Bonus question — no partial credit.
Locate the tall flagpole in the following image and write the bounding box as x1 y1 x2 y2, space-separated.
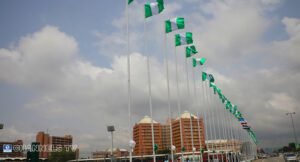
201 80 208 161
174 46 184 162
192 68 203 162
163 32 174 162
144 18 156 162
184 57 195 162
206 81 217 161
126 1 134 162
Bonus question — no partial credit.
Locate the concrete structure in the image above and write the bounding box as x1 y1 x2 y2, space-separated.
92 148 129 158
133 111 206 156
0 140 24 158
205 139 242 152
133 116 163 156
36 131 73 158
171 111 206 153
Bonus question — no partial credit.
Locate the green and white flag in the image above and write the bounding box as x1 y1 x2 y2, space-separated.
192 57 206 67
145 0 164 18
175 32 193 46
202 72 207 81
165 17 184 33
128 0 134 4
186 45 198 58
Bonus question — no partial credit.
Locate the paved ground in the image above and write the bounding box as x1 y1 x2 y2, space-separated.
253 156 285 162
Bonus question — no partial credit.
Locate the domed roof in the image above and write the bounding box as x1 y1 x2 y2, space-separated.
177 111 198 119
138 115 158 124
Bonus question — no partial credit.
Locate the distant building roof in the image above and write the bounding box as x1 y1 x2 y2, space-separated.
176 111 198 120
138 116 158 124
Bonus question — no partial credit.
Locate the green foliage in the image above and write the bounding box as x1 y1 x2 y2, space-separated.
48 147 76 162
153 144 158 153
181 147 186 152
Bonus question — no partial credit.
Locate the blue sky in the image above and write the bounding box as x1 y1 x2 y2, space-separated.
1 0 300 157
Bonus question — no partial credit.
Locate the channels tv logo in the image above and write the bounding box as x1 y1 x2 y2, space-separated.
3 144 12 153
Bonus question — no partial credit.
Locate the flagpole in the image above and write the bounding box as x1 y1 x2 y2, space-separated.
144 17 156 162
206 81 217 161
192 68 203 162
212 89 223 160
208 84 217 161
174 45 184 162
201 80 208 161
220 99 230 160
163 32 174 162
126 1 134 162
184 57 195 162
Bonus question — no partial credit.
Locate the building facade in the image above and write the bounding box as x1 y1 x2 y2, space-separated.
0 140 24 158
133 111 206 156
133 116 162 156
206 139 242 152
172 111 206 153
92 148 129 159
36 131 74 158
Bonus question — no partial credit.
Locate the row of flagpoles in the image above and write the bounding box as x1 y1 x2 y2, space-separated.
126 0 257 162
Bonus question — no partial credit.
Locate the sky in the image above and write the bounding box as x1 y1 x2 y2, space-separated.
0 0 300 158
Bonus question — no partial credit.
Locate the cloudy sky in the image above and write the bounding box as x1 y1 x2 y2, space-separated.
1 0 300 157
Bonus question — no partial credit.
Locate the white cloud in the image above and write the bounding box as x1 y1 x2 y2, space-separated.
265 93 298 112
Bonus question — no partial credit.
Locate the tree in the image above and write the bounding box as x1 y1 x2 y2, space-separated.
48 148 76 162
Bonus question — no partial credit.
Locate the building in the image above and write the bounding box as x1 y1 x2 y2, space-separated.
161 123 171 150
205 139 242 152
92 148 129 158
133 111 206 156
171 111 206 153
133 116 163 156
0 140 24 158
36 131 74 158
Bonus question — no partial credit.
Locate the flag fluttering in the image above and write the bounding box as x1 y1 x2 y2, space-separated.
128 0 134 4
175 32 193 46
192 58 206 67
186 45 198 58
145 0 164 18
165 17 184 33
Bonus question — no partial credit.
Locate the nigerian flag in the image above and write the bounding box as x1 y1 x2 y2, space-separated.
186 45 198 58
165 17 184 33
175 32 193 46
145 0 164 18
192 58 206 67
208 74 214 83
128 0 134 4
202 72 207 81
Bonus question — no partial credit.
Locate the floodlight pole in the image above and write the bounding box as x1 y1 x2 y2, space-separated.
107 126 115 162
286 112 298 145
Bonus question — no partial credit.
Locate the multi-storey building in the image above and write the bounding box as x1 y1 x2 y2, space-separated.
36 131 74 158
133 116 162 156
0 140 24 158
172 111 206 153
133 111 206 156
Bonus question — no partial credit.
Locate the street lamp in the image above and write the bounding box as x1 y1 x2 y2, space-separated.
286 112 298 145
107 125 115 162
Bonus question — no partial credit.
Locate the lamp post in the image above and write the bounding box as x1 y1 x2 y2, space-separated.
286 112 298 145
107 126 115 162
